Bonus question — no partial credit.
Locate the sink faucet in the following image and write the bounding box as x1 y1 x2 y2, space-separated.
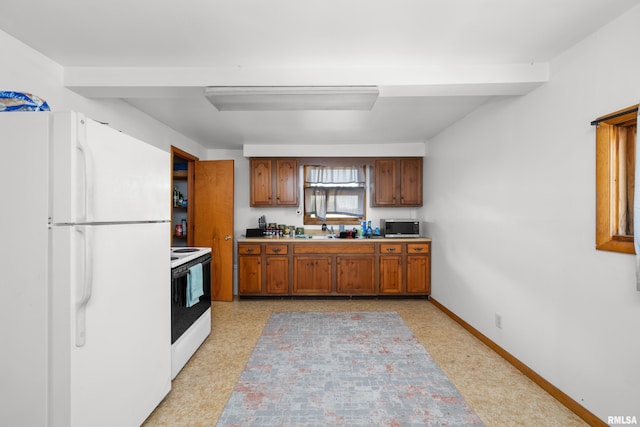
321 223 334 236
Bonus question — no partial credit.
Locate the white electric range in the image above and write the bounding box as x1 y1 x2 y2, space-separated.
170 247 212 379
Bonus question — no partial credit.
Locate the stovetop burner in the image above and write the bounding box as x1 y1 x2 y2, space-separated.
173 248 199 253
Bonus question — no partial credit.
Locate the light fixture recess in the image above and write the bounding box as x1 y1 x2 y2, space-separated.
204 86 379 111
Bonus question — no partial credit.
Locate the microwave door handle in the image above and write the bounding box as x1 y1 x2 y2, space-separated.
75 226 94 347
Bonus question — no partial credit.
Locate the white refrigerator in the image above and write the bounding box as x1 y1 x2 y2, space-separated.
0 112 172 427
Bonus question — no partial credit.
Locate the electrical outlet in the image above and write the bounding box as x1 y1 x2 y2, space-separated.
495 313 503 329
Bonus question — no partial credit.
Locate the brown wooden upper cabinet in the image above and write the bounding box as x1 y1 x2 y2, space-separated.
372 158 423 207
250 158 299 207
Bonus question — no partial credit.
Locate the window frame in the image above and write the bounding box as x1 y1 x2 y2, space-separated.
303 164 367 226
595 105 638 254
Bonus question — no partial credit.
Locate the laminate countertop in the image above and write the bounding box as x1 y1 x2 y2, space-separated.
238 236 432 243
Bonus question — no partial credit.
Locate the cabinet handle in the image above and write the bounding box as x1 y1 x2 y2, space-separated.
273 248 281 253
413 247 423 252
246 248 254 253
387 248 396 252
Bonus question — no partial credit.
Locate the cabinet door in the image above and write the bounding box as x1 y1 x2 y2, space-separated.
400 158 422 206
266 256 289 294
238 256 262 294
293 256 332 294
336 256 374 294
250 158 273 206
406 255 430 294
373 159 397 206
275 159 298 206
379 255 403 294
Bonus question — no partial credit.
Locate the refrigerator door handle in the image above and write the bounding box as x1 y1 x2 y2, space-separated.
75 226 93 347
75 117 94 223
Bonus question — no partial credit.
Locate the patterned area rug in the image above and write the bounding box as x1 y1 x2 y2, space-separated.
217 311 484 426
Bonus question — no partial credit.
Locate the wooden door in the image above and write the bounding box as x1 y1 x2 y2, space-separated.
400 158 423 206
250 158 273 206
406 255 430 294
238 256 262 294
275 159 298 206
336 256 374 294
293 256 332 294
373 159 397 206
194 160 235 301
266 257 289 294
379 255 403 294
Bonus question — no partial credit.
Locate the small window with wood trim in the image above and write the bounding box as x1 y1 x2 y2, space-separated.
303 165 366 225
594 105 638 253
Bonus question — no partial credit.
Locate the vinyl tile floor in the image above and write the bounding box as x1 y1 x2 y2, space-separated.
143 299 588 427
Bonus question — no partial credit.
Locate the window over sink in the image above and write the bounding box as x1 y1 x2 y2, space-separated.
303 165 366 225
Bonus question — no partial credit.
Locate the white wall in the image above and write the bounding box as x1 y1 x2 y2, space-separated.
0 30 205 158
424 5 640 420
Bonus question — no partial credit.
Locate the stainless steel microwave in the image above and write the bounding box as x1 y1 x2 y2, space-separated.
380 219 421 238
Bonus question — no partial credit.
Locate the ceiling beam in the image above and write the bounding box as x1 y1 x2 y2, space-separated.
64 63 549 98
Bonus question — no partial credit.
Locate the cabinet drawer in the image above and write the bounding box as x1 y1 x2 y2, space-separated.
380 243 403 254
407 243 429 254
265 244 288 255
238 244 261 255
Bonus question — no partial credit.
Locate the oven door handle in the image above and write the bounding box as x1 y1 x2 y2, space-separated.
75 225 93 347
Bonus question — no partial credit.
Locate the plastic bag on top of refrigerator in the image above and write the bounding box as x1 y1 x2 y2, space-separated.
0 91 50 112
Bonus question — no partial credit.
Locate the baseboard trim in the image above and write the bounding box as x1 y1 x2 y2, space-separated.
429 298 605 427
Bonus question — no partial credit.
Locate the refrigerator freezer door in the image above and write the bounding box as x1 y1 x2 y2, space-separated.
50 222 171 427
0 112 51 427
51 112 170 224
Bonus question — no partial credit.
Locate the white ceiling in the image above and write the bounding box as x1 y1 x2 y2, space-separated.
1 0 638 150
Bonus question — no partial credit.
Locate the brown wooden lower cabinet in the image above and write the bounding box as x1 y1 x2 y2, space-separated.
266 256 289 294
293 256 332 294
406 243 431 294
238 255 261 294
379 255 403 294
336 256 375 294
237 240 430 297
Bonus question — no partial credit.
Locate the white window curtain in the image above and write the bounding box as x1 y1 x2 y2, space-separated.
305 166 365 184
304 166 366 220
305 187 365 220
